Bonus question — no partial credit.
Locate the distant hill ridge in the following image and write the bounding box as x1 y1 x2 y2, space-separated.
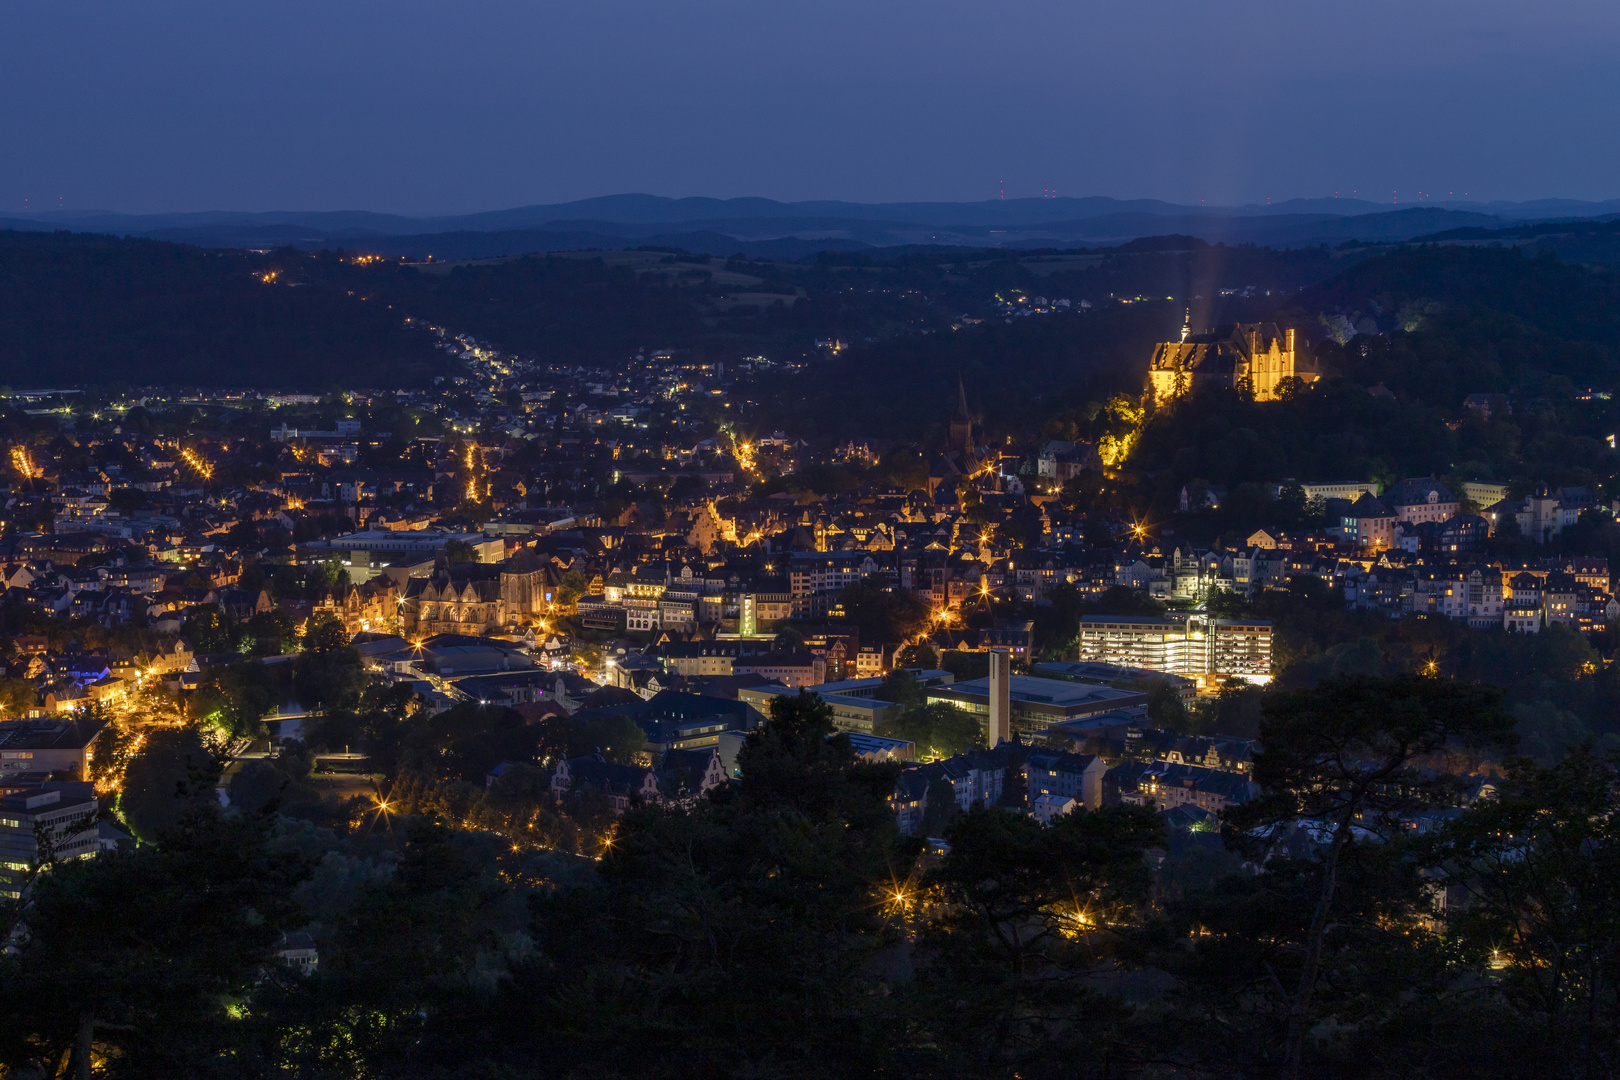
5 194 1620 257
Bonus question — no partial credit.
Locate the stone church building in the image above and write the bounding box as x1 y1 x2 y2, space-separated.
398 548 557 638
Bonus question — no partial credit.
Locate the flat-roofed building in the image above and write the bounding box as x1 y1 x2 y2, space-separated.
740 671 955 734
1208 620 1273 681
926 675 1146 741
1032 660 1197 704
0 714 108 780
733 650 825 688
0 782 101 898
298 529 504 584
1461 481 1511 508
844 732 916 762
1297 481 1380 503
1078 614 1272 686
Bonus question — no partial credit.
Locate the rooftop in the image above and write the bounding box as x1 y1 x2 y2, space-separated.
939 674 1144 710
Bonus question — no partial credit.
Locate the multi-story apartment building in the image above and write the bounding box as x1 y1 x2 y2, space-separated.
0 782 102 899
787 552 880 618
1077 614 1273 686
1412 568 1505 628
1386 477 1458 525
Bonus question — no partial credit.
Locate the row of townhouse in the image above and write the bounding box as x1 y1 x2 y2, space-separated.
1112 545 1329 604
546 746 730 813
888 737 1258 836
891 742 1024 835
1343 560 1617 633
1108 759 1260 814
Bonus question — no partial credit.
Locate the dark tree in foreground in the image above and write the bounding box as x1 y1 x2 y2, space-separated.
0 808 309 1079
1420 748 1620 1078
1225 675 1517 1080
920 803 1161 1072
118 725 228 843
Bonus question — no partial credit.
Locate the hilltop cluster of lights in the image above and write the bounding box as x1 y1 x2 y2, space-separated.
992 291 1083 318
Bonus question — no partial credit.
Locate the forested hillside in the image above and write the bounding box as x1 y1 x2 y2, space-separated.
1129 245 1620 520
0 229 1350 395
0 231 451 388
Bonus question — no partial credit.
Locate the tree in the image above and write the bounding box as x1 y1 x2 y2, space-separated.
837 582 930 644
877 444 929 491
919 775 961 839
1277 480 1308 523
733 691 900 825
396 702 544 784
555 569 589 611
875 701 985 759
498 685 907 1080
192 658 277 738
119 726 227 844
0 676 36 718
896 641 938 671
1226 675 1517 1080
878 669 924 709
919 804 1162 1070
180 607 236 653
107 487 146 516
0 808 310 1079
534 709 647 766
1143 676 1188 730
87 717 135 790
1422 748 1620 1075
293 612 366 711
442 538 478 565
244 608 298 655
226 750 317 815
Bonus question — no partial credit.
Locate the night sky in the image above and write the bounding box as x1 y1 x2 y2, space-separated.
3 0 1617 213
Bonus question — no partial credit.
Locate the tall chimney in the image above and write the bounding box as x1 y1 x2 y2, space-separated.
988 648 1011 746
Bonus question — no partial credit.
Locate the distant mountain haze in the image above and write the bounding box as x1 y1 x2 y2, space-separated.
6 196 1619 258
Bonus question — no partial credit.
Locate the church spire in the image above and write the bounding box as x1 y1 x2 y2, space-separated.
1181 308 1191 343
949 373 974 454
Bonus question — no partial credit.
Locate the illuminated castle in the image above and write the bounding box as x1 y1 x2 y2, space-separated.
1147 319 1313 403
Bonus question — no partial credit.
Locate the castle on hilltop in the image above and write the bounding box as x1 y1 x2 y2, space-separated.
1147 318 1315 404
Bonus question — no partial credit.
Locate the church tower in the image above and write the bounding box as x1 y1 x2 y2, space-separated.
949 374 974 453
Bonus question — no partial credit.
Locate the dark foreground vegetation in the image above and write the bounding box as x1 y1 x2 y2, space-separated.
5 682 1620 1080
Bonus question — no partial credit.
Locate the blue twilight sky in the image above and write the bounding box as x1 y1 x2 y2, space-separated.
2 0 1618 214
